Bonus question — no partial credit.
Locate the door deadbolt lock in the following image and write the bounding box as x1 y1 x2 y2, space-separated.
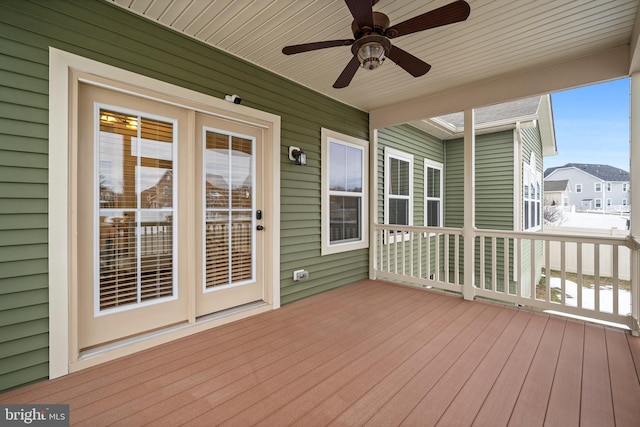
256 225 264 231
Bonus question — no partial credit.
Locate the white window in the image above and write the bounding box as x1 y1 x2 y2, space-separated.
576 183 582 193
606 198 612 206
595 182 602 192
384 148 413 227
606 182 612 192
424 159 443 227
623 198 628 206
321 128 369 255
595 198 602 209
623 183 628 192
523 154 541 231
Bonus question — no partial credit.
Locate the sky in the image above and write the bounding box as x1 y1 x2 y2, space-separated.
545 78 630 173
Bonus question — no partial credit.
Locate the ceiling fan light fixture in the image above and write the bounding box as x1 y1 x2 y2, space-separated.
352 35 391 71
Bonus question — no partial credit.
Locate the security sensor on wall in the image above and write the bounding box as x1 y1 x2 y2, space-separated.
225 94 242 104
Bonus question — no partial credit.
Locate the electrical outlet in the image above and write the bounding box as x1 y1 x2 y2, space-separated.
293 269 309 281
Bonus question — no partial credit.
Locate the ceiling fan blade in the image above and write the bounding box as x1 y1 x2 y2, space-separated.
386 0 470 39
387 46 431 77
333 56 361 89
344 0 374 30
282 39 354 55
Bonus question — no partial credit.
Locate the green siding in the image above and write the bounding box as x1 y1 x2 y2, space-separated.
445 131 515 230
0 0 369 391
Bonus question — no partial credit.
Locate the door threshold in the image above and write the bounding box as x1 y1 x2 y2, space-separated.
72 300 272 372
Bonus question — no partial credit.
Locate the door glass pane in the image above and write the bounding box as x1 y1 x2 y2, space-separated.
204 131 254 288
231 136 253 208
231 212 252 282
205 212 229 287
98 109 175 310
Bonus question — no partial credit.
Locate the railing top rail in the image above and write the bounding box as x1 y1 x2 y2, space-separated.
373 223 463 235
474 228 629 246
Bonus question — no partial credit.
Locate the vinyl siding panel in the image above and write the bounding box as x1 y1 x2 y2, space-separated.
0 0 368 390
444 140 465 228
476 131 515 230
445 131 514 230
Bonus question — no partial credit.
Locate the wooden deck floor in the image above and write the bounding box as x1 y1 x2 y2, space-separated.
2 280 640 426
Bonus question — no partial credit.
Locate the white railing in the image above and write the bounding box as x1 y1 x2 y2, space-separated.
373 224 639 332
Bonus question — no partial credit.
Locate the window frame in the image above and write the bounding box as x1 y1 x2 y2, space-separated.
424 159 443 228
595 198 602 209
523 154 542 231
595 182 602 192
384 147 414 232
321 128 369 256
575 183 582 193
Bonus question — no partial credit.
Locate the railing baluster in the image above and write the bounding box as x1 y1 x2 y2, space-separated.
491 237 497 292
418 231 422 279
426 231 431 281
386 229 390 273
435 233 440 282
516 238 522 296
545 240 550 302
613 244 619 315
480 235 485 290
530 238 536 300
505 238 510 295
454 234 460 286
444 234 450 284
577 242 582 309
594 243 600 313
561 241 566 306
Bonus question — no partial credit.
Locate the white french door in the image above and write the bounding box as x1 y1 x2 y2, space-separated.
195 113 264 316
77 83 265 350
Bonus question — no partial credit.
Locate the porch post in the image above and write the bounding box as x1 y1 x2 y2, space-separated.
630 73 640 335
370 127 378 280
463 109 476 300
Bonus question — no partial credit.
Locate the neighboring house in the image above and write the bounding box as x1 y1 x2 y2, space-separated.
544 163 630 212
377 95 556 292
543 179 571 206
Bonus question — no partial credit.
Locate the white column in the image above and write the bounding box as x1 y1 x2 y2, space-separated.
630 73 640 335
369 128 378 280
463 109 476 300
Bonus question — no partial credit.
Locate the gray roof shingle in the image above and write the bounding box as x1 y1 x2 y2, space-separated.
544 163 629 181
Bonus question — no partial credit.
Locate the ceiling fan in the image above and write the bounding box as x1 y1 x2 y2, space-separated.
282 0 471 88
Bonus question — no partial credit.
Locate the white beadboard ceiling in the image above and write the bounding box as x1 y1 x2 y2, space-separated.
109 0 639 114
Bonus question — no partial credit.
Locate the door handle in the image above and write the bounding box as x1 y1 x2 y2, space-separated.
256 225 264 231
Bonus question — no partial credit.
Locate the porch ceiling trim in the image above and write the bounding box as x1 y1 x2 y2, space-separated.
370 45 630 130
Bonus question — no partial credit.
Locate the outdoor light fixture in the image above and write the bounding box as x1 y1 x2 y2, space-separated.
352 34 391 70
288 146 307 166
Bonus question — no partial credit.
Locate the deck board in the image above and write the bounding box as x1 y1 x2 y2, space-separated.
471 312 548 427
1 280 639 427
545 319 585 427
580 323 615 427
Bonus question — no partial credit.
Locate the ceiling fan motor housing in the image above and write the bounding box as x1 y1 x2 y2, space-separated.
352 34 391 70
